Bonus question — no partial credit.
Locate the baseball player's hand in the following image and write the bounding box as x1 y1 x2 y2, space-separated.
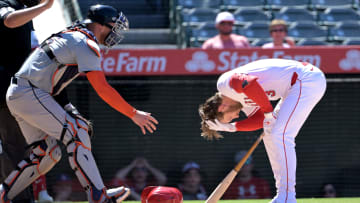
131 110 158 135
205 119 237 132
263 112 277 135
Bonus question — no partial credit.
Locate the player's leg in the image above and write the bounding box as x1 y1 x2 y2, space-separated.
0 105 35 203
6 85 129 203
63 115 130 203
264 73 326 203
0 117 61 203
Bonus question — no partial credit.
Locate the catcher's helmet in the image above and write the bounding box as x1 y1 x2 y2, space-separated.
84 4 129 47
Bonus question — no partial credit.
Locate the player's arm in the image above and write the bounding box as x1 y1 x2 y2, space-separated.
86 71 158 134
2 0 54 28
234 109 265 131
229 73 273 113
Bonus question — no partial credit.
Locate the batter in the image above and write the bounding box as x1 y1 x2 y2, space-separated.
199 58 326 203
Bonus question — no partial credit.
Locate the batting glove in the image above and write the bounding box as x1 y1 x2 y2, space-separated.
263 112 276 135
205 119 237 132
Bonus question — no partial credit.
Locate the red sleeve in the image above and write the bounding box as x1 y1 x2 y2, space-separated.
229 73 273 113
235 109 265 131
86 71 136 118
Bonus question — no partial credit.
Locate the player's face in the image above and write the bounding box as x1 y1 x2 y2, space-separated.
218 96 242 123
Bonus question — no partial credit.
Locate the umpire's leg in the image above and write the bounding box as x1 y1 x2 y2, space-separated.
0 103 34 203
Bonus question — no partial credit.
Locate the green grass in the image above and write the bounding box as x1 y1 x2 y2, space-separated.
57 198 360 203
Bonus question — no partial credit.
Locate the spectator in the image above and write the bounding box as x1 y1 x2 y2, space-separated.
178 161 207 200
51 173 86 202
0 1 54 203
262 19 295 48
112 157 167 200
202 11 250 49
321 183 337 198
32 175 53 203
222 151 271 199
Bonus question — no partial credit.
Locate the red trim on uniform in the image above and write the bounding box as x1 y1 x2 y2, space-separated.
291 72 298 86
86 39 100 58
235 109 265 131
51 68 60 95
9 163 29 186
49 146 58 163
282 79 302 203
230 74 273 113
247 106 260 117
67 121 77 137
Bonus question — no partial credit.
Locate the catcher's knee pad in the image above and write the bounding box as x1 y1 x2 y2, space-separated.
3 136 61 200
65 116 109 202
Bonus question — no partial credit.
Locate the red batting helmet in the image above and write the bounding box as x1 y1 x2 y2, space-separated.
141 186 183 203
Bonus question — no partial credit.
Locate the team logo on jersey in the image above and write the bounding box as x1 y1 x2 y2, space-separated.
339 50 360 71
185 51 215 72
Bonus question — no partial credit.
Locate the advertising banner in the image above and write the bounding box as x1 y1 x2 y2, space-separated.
101 46 360 75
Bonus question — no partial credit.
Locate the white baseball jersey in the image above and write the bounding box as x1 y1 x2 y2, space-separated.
15 27 102 96
216 58 327 203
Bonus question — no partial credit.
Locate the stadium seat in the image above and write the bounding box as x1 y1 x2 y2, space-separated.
189 22 219 47
342 38 360 45
233 8 271 26
179 8 218 26
177 8 218 48
221 0 266 12
310 0 357 11
251 38 273 47
328 21 360 42
238 22 270 40
296 38 329 46
266 0 310 10
287 21 328 41
176 0 222 9
273 7 316 23
317 7 360 26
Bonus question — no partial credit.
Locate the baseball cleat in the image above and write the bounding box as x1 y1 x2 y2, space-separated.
0 184 11 203
106 186 130 203
38 190 54 203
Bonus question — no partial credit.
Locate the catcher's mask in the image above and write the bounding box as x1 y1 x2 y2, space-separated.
84 4 129 48
20 0 41 7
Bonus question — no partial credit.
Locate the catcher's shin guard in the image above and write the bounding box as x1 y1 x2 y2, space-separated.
1 136 61 200
64 116 113 202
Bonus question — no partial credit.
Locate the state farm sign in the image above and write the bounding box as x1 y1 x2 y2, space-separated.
100 46 360 76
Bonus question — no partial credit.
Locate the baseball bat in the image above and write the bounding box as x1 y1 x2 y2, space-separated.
205 132 265 203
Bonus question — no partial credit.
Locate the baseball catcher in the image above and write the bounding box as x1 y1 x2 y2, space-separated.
0 4 158 203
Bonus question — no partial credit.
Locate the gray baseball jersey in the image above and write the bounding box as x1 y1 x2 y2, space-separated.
15 27 102 95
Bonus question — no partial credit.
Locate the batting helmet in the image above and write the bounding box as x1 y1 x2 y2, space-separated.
141 186 183 203
84 4 129 48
